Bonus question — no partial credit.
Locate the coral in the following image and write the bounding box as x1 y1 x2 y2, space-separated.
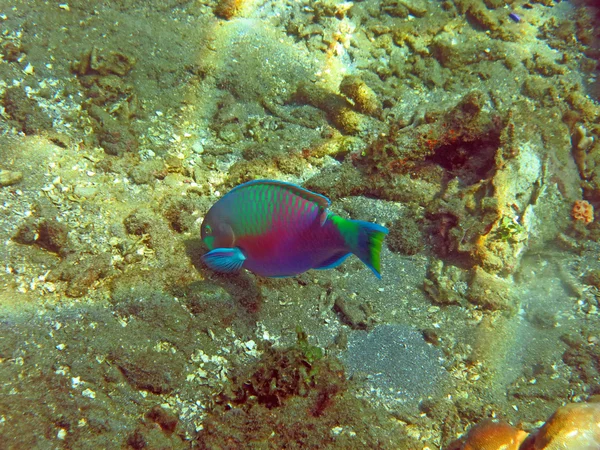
460 420 529 450
530 401 600 449
572 199 594 224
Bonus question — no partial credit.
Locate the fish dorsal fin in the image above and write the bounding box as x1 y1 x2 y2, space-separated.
228 179 331 210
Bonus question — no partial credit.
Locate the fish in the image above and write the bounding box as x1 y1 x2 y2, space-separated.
200 180 389 278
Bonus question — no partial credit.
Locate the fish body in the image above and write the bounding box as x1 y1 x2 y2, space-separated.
200 180 388 278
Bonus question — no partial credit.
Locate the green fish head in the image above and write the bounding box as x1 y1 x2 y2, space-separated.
201 218 235 250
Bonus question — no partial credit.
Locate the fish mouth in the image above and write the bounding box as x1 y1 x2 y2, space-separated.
204 236 215 250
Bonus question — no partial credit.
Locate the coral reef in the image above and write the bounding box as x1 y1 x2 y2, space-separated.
0 0 599 447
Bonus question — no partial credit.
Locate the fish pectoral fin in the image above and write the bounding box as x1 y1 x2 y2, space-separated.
314 252 351 270
202 247 246 273
319 210 329 226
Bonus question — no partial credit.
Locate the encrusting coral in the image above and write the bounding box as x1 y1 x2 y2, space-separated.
572 199 595 224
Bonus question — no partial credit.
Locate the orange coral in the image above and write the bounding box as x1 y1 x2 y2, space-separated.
460 420 529 450
572 200 594 224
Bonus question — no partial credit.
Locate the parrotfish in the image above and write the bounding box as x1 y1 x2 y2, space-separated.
200 180 388 278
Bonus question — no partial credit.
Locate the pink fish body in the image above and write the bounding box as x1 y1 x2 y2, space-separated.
201 180 388 278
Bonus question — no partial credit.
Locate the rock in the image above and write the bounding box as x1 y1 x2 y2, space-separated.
531 401 600 449
129 159 165 185
2 87 53 135
296 81 370 134
460 420 528 450
146 406 178 434
111 348 184 395
467 266 518 311
124 209 154 236
36 219 69 254
333 295 374 330
73 185 98 199
50 253 113 297
12 218 38 245
87 104 138 156
387 210 425 255
71 47 135 77
339 75 382 118
0 169 23 187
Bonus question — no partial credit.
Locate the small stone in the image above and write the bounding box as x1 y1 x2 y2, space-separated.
192 140 204 154
73 185 98 198
0 169 23 187
82 388 96 399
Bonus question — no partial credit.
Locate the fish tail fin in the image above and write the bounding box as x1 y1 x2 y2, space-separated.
333 216 388 278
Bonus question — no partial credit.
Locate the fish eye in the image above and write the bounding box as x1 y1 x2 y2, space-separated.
205 225 212 235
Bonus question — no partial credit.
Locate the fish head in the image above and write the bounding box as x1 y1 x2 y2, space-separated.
201 216 235 250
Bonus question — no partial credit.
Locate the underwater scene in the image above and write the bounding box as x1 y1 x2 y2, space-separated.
0 0 600 448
